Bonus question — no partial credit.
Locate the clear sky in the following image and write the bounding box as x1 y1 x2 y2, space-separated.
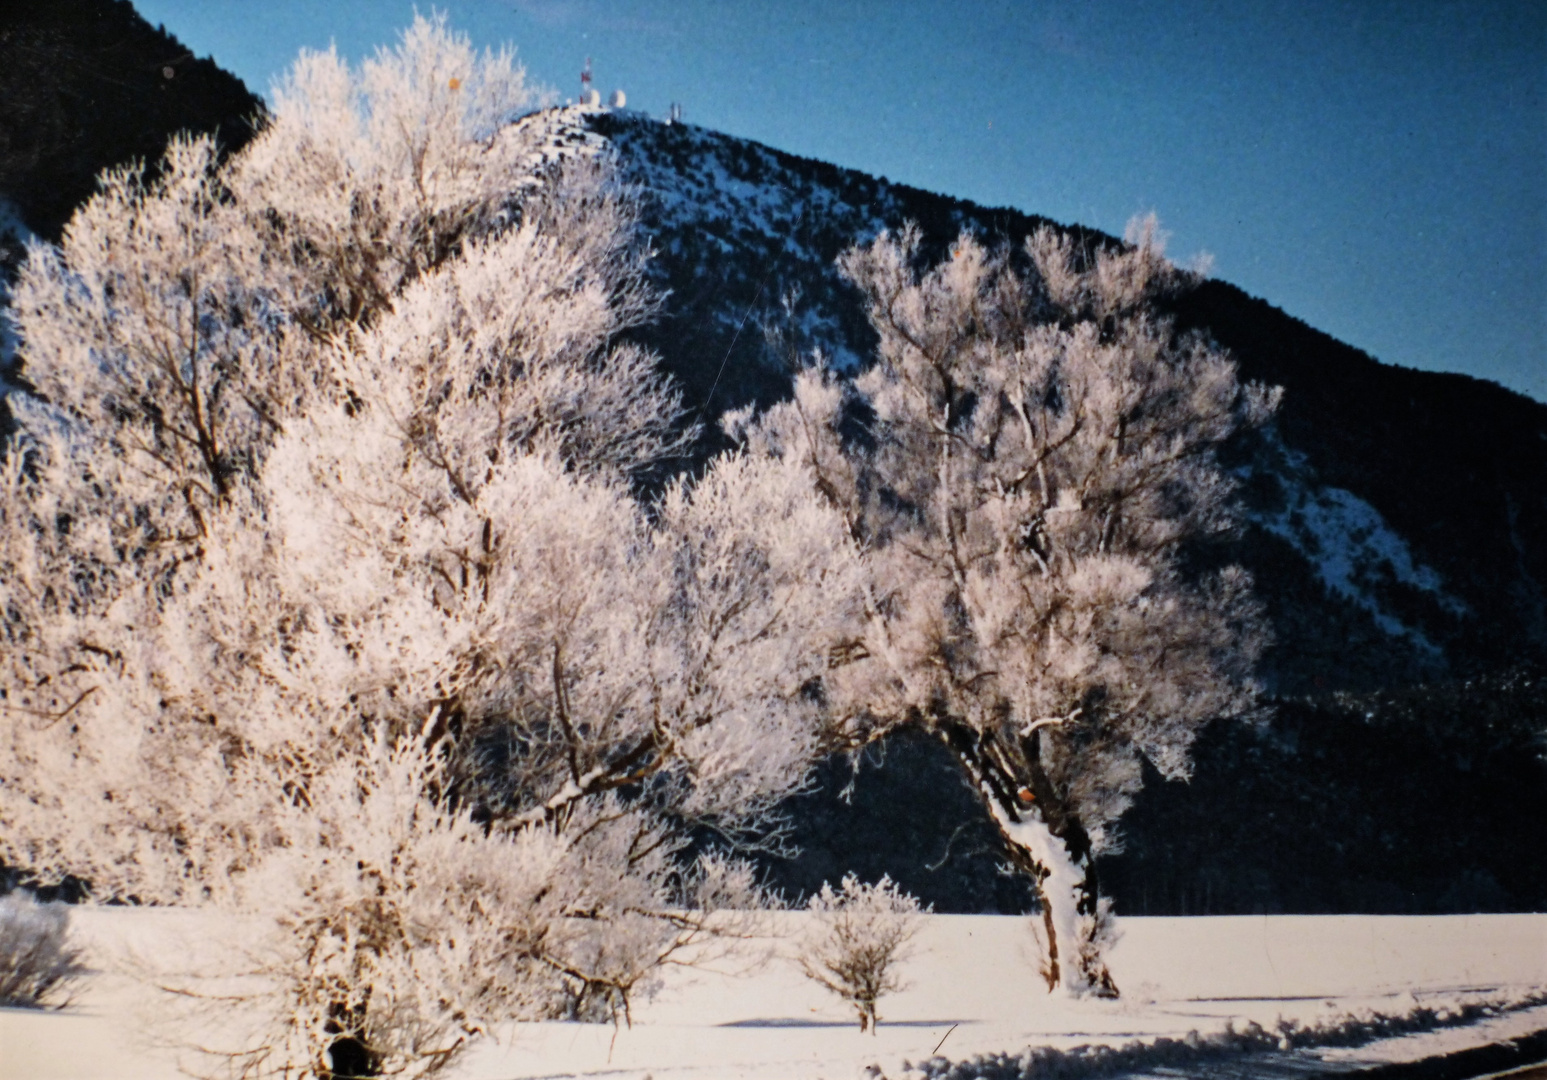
131 0 1546 403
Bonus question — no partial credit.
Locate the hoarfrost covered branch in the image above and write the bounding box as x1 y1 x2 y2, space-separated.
735 217 1279 996
796 873 925 1033
0 16 864 1078
0 890 87 1009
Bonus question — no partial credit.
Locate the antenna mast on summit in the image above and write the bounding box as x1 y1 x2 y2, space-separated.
580 57 592 99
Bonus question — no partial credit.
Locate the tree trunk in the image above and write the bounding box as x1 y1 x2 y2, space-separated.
986 796 1117 997
937 722 1119 997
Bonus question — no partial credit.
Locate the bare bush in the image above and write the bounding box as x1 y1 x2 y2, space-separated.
0 890 87 1008
796 874 925 1033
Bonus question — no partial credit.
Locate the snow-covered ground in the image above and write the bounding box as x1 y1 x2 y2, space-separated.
2 909 1543 1079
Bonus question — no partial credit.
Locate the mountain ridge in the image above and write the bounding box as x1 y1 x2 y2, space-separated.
584 108 1547 915
588 107 1547 698
0 0 264 242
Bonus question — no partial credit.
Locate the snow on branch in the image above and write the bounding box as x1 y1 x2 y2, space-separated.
0 15 867 1078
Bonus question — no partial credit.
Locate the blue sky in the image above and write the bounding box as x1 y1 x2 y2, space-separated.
132 0 1545 402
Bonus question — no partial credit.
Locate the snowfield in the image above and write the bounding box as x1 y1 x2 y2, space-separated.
2 909 1543 1079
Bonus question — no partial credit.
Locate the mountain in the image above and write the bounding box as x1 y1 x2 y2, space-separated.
586 109 1547 914
0 3 1541 914
0 0 266 436
588 109 1547 699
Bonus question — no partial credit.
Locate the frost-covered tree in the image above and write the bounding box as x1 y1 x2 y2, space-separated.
0 890 87 1009
0 17 863 1077
796 874 924 1033
733 217 1278 996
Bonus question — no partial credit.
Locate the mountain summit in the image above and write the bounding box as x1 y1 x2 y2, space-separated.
583 109 1547 916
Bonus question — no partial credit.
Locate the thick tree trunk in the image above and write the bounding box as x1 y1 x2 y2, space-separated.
937 721 1119 997
984 796 1117 996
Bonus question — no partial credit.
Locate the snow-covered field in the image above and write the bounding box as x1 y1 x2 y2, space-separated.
2 909 1543 1080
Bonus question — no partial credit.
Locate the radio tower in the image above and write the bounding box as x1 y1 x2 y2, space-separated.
579 57 595 105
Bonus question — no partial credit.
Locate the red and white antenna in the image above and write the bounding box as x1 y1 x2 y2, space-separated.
578 57 600 106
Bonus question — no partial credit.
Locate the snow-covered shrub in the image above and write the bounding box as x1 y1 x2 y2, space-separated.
796 874 925 1033
0 891 86 1008
0 15 866 1078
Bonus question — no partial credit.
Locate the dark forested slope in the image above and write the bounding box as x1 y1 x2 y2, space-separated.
0 0 264 241
589 111 1547 913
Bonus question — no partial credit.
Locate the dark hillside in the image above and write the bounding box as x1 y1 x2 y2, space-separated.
0 0 265 241
594 110 1547 700
588 111 1547 913
1179 284 1547 688
1099 668 1547 915
759 668 1547 916
0 0 265 440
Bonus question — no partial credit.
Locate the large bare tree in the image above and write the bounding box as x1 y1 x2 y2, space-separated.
734 217 1279 996
0 17 866 1077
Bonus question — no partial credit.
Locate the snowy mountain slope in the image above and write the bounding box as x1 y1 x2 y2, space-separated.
0 199 30 400
588 108 1547 698
1249 442 1466 648
4 20 1536 697
585 109 1547 916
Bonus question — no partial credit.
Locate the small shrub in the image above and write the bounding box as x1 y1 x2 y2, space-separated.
0 890 87 1008
796 873 925 1033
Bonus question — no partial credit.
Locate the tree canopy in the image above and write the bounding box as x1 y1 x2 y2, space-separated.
0 17 866 1077
734 217 1277 994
